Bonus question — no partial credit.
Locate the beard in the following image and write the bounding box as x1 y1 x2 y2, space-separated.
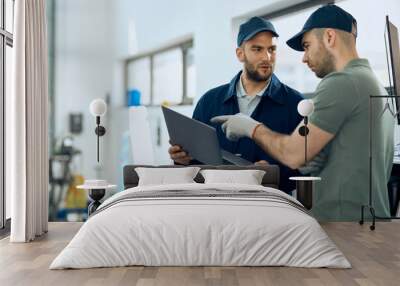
313 44 336 78
243 57 273 82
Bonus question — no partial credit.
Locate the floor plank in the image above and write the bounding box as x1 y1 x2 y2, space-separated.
0 221 399 286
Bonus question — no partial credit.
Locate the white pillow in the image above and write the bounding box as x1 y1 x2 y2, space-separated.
135 167 201 186
200 169 266 185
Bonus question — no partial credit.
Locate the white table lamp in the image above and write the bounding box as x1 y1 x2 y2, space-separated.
297 99 314 164
89 99 107 162
290 99 319 210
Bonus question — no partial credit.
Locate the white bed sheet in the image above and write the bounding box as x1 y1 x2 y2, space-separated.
50 183 351 269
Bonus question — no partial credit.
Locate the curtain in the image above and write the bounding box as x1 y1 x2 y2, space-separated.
10 0 49 242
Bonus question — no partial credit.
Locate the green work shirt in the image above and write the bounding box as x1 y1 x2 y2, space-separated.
309 58 394 221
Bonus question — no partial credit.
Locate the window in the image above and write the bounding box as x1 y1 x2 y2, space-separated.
5 0 13 33
127 57 151 105
153 49 183 105
185 46 196 101
1 0 14 231
5 44 11 221
124 38 194 106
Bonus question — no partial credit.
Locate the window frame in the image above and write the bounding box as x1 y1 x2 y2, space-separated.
124 36 194 106
0 0 14 232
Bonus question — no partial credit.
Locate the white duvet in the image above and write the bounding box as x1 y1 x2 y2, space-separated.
50 183 351 269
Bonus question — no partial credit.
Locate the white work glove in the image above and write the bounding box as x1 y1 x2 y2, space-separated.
298 151 328 175
211 113 261 141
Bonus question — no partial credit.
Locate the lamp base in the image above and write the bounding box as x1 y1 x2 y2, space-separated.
88 188 105 216
290 176 321 210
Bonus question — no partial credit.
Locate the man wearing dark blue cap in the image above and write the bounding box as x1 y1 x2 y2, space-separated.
169 16 303 194
212 5 394 221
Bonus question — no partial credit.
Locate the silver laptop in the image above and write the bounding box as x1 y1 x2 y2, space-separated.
162 106 252 166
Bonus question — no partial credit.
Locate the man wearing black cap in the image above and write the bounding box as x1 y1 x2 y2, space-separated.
169 17 303 194
212 5 394 221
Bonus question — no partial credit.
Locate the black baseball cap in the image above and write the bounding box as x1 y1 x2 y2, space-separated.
237 17 279 47
286 4 357 51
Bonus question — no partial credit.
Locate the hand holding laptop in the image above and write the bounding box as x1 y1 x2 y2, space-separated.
162 106 252 166
168 144 193 165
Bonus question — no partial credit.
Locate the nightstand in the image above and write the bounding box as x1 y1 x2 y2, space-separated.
289 176 321 210
77 180 116 215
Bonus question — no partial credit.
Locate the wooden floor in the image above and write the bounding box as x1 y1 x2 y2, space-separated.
0 222 399 286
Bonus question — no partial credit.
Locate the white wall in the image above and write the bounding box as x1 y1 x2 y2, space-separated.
54 0 114 180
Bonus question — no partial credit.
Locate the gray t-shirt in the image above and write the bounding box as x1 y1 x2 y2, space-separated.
309 58 394 221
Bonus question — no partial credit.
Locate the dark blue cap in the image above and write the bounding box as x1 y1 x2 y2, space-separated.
286 4 357 51
237 17 279 47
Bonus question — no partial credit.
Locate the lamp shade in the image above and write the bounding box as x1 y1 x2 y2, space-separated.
297 99 314 117
89 99 107 117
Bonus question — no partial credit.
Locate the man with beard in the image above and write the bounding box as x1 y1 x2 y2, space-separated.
168 17 303 194
212 5 394 221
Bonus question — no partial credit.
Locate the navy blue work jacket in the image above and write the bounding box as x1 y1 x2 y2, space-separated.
193 71 303 193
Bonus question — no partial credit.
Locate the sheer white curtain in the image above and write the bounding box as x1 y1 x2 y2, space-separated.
9 0 49 242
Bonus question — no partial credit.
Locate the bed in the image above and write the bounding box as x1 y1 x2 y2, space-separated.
50 165 350 269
